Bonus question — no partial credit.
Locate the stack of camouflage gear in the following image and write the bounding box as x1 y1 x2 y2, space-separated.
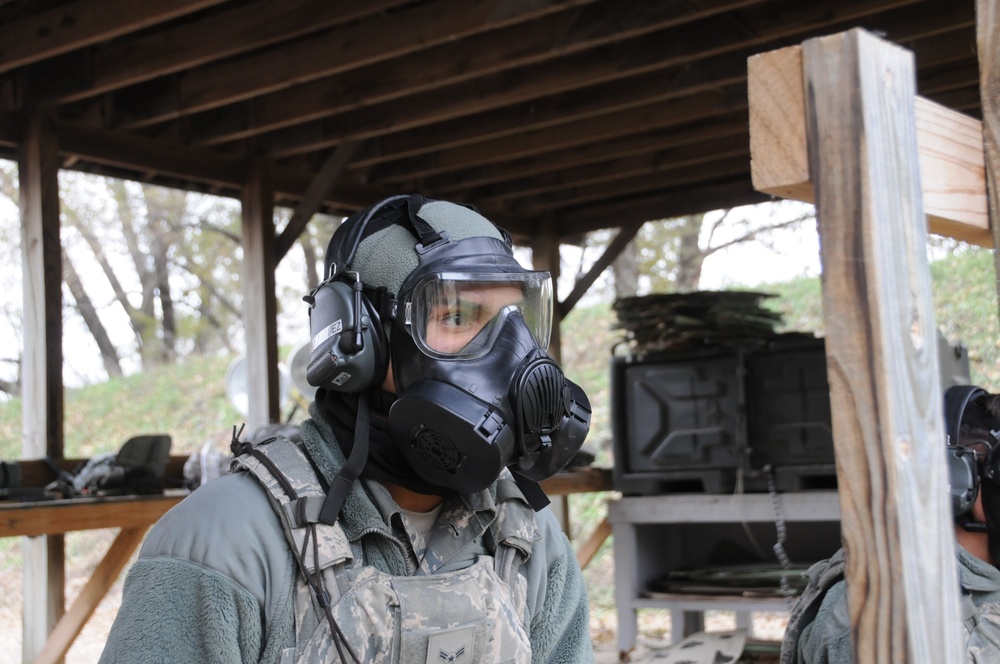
612 291 793 359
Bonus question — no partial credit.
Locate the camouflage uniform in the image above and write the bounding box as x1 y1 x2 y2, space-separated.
99 404 593 664
780 546 1000 663
234 433 535 663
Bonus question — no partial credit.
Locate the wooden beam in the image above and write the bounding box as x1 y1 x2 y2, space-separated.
240 158 280 432
803 29 961 663
424 115 749 194
38 117 390 215
977 0 1000 316
559 220 644 319
263 0 957 159
546 179 766 237
27 0 414 104
183 0 772 146
274 140 361 262
370 88 750 182
353 14 972 177
470 135 750 207
575 517 611 571
749 44 990 246
510 154 751 214
0 0 226 73
107 0 597 128
18 112 66 664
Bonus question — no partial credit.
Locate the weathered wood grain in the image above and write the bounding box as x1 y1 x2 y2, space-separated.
750 44 990 246
803 29 963 663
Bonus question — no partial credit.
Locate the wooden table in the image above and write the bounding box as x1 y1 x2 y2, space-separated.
0 491 188 664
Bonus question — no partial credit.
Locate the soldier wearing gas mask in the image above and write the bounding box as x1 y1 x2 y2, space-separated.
781 385 1000 664
100 195 595 664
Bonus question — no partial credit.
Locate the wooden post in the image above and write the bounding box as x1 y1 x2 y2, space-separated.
18 112 66 663
529 221 573 532
531 220 562 364
977 0 1000 317
803 29 962 663
240 157 280 432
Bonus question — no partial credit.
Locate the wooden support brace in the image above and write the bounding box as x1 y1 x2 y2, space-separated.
749 44 991 247
575 516 611 571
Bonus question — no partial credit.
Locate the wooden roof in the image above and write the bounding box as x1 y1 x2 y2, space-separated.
0 0 982 242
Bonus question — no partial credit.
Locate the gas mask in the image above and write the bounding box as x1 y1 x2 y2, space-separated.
387 235 591 494
306 195 591 498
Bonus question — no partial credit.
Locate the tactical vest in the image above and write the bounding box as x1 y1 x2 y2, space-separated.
780 548 1000 663
232 435 537 664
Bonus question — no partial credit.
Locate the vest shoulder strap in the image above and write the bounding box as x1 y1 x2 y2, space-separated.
232 436 354 575
780 548 847 664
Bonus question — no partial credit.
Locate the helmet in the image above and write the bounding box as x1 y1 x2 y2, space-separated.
304 195 591 494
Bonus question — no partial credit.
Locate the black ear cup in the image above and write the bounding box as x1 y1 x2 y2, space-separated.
948 446 980 515
306 280 387 393
944 385 987 445
983 445 1000 488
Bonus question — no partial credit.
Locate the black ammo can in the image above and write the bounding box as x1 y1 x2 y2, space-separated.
610 336 836 495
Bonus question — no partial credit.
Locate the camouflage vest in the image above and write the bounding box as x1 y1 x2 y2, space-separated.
232 435 535 664
780 548 999 663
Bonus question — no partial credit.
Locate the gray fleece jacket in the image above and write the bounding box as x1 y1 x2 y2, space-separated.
795 546 1000 663
98 409 593 664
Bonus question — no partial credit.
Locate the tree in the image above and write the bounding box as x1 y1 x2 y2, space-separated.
569 203 815 301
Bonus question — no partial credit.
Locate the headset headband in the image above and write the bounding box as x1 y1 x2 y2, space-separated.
944 385 988 447
325 195 449 281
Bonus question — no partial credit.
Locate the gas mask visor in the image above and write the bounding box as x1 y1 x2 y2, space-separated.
403 270 553 361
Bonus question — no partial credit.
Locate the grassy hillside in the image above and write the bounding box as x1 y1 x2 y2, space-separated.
0 353 244 461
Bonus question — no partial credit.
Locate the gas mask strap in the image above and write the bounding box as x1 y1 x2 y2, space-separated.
319 392 370 525
510 472 550 512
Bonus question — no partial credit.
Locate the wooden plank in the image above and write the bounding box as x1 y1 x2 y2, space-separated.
539 467 613 496
262 0 961 159
559 221 644 319
18 112 66 664
274 140 362 262
240 158 280 432
575 517 611 570
353 13 974 173
0 494 185 538
748 44 990 246
31 0 414 103
549 180 766 238
32 527 150 664
110 0 597 127
802 28 962 663
977 0 1000 314
185 0 772 146
0 0 226 73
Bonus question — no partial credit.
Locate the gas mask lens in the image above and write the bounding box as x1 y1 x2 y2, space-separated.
406 272 552 360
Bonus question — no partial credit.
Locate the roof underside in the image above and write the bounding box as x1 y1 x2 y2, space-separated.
0 0 982 241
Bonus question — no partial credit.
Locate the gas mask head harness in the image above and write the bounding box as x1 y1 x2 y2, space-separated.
304 194 591 502
945 385 1000 529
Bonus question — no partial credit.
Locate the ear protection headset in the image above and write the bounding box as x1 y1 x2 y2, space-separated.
303 195 422 393
945 385 995 517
